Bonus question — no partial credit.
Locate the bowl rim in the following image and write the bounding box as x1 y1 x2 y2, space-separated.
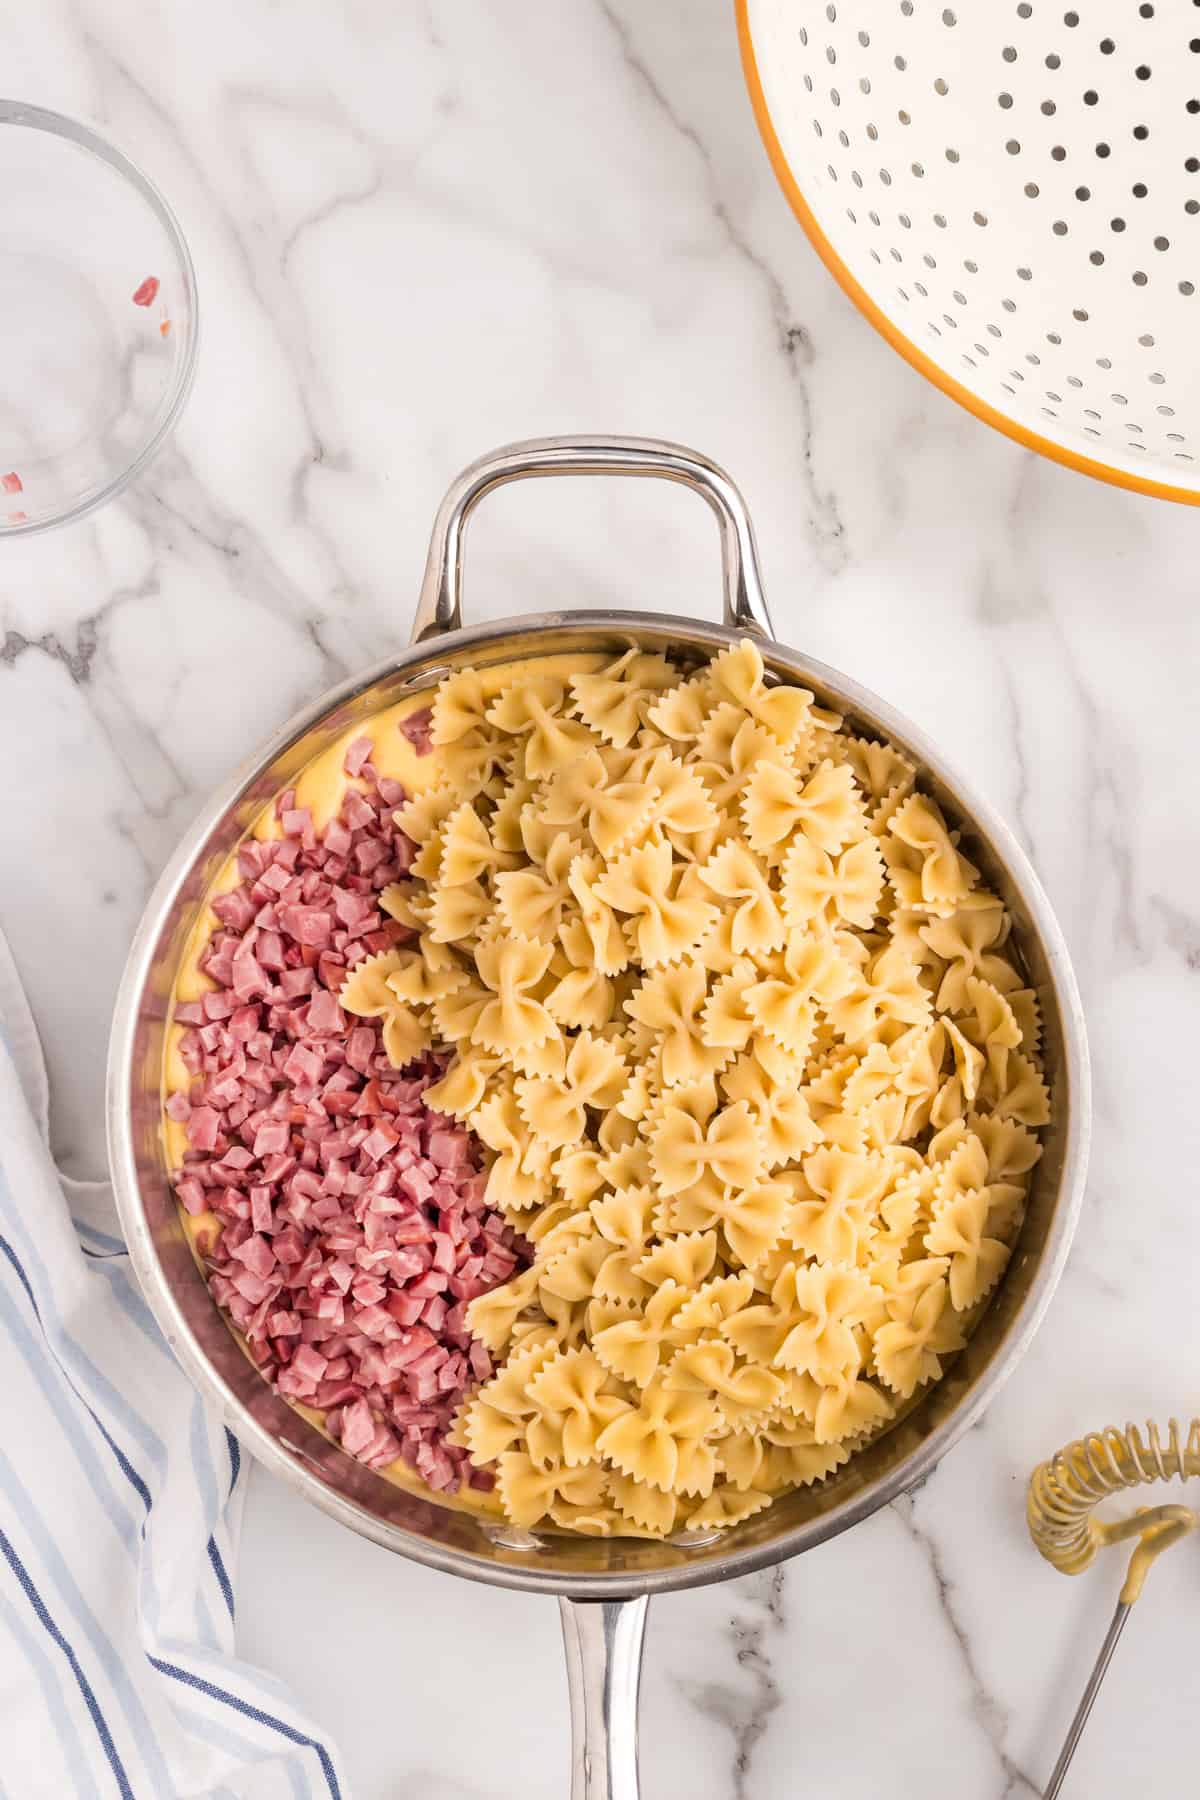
735 0 1200 510
107 607 1092 1597
0 98 199 538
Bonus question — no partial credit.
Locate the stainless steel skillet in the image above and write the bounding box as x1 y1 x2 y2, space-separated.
108 436 1090 1798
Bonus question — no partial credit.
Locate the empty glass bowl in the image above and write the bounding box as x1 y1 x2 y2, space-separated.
0 101 198 536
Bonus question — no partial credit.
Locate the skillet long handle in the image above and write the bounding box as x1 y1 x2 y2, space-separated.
411 435 775 644
559 1595 648 1800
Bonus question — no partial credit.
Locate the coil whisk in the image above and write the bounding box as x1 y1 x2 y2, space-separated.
1028 1421 1199 1795
1028 1417 1200 1579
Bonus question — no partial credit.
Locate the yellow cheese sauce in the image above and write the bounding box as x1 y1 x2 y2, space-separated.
165 655 603 1520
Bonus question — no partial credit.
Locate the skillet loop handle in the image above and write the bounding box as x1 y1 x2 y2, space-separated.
410 435 775 644
559 1595 648 1800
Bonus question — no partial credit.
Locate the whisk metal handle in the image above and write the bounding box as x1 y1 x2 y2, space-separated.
411 435 775 644
1041 1601 1131 1800
1028 1419 1200 1796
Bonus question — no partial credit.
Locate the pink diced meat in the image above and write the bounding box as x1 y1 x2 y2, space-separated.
169 735 527 1498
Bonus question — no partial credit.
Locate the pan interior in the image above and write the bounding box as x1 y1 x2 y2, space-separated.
112 612 1081 1595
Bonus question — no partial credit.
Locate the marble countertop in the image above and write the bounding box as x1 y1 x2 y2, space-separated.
2 2 1198 1794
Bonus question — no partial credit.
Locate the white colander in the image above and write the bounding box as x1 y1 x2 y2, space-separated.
739 0 1200 503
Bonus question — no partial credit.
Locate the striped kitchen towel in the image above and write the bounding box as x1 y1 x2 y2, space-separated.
0 924 348 1799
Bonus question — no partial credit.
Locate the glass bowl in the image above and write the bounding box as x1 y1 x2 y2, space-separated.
0 101 198 536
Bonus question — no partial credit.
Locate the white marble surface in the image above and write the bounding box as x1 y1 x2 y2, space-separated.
2 2 1198 1795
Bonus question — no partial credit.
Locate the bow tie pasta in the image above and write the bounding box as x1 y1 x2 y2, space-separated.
353 640 1052 1535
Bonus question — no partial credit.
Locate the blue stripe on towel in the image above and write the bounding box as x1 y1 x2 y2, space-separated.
148 1656 342 1800
0 1524 134 1800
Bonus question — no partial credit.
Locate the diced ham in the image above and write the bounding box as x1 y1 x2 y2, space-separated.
343 736 374 778
398 706 434 755
187 1107 221 1152
279 904 332 948
169 737 522 1495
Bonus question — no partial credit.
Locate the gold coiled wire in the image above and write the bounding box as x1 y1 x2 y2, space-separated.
1029 1421 1200 1794
1028 1417 1200 1597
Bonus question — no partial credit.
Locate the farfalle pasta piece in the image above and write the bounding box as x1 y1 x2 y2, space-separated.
426 874 493 946
835 735 916 809
987 1051 1051 1128
538 1227 611 1304
924 1187 1011 1311
720 1054 820 1168
664 1340 784 1429
919 896 1020 1013
724 1260 880 1380
781 835 885 933
650 1094 765 1201
882 793 979 916
932 1131 1023 1231
465 1266 541 1356
590 1185 656 1250
596 1375 720 1496
596 840 718 970
783 1146 889 1266
383 949 466 1010
744 930 855 1059
569 648 676 746
565 853 631 977
340 950 432 1069
959 974 1024 1090
606 1469 679 1535
669 1178 791 1271
515 802 582 870
701 958 760 1051
625 960 727 1088
643 751 720 849
339 946 412 1016
710 639 813 748
872 1275 962 1398
472 1085 554 1212
673 1272 755 1331
646 670 717 744
596 1109 653 1193
811 1373 894 1445
485 674 597 778
543 921 617 1031
968 1111 1043 1180
533 1288 593 1358
438 734 512 797
698 840 786 956
525 1347 628 1466
518 1030 628 1150
471 934 557 1056
460 1338 558 1460
758 1427 852 1490
423 1046 502 1118
495 1453 608 1529
633 1230 719 1290
540 747 657 859
685 1483 774 1529
592 1281 694 1387
1007 987 1042 1056
437 801 508 886
824 943 932 1049
711 1429 767 1492
592 1245 654 1307
430 669 492 746
486 776 536 854
494 832 576 943
692 708 791 816
394 782 461 847
742 759 864 858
